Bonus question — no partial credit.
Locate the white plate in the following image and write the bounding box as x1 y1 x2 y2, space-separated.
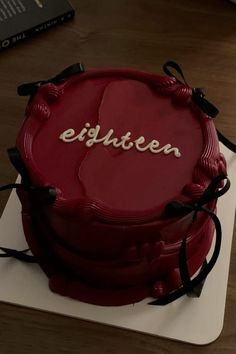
0 143 235 345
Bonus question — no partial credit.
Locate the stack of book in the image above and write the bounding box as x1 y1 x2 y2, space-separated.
0 0 75 51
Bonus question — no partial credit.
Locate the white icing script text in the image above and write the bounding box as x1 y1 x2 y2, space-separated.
59 123 181 158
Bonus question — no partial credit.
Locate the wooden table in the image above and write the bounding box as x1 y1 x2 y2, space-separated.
0 0 236 352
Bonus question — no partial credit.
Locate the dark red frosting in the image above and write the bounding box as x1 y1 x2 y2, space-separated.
15 67 227 305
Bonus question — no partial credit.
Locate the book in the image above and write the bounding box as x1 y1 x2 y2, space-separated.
0 0 75 51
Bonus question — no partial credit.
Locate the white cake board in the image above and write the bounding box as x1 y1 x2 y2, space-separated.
0 143 235 345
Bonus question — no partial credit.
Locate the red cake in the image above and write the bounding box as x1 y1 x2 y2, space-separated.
12 63 228 306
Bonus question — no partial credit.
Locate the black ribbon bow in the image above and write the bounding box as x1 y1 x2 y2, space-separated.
163 61 236 152
163 61 219 118
17 62 85 97
149 175 230 305
0 148 56 262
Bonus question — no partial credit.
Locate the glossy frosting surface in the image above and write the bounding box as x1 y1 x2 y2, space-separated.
18 70 206 218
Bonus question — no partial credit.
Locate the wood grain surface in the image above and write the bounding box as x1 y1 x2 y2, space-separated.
0 0 236 353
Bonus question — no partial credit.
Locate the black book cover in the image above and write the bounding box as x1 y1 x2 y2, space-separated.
0 0 75 50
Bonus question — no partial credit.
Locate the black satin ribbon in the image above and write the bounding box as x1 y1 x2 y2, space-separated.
217 129 236 153
0 247 39 263
6 147 57 203
163 61 219 118
0 148 56 262
0 183 22 192
0 180 37 262
149 175 230 305
17 62 85 96
163 60 188 85
163 61 236 153
0 180 55 262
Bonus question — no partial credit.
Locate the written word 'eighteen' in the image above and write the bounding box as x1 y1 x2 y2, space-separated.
59 123 181 158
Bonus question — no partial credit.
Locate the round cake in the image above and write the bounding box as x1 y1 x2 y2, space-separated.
14 65 227 305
